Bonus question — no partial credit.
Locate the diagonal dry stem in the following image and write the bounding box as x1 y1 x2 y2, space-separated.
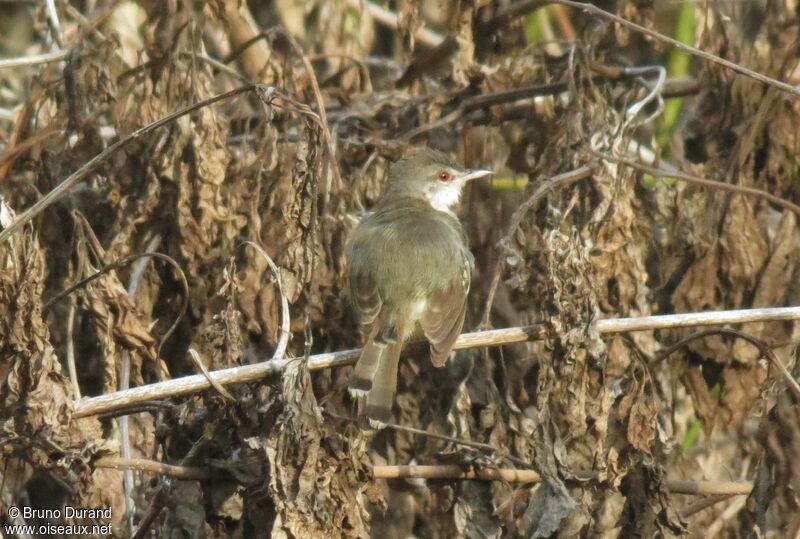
551 0 800 99
0 85 255 245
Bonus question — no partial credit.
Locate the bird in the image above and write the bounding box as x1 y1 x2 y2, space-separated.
344 148 492 427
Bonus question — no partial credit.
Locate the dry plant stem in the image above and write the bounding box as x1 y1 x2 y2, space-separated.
240 241 291 359
0 50 69 69
680 494 736 519
66 297 80 399
327 411 531 468
648 328 800 399
42 252 189 359
130 482 168 539
550 4 576 40
0 84 256 245
466 77 699 128
487 0 549 30
94 457 752 498
404 80 590 140
218 0 272 82
63 0 123 45
354 0 444 47
181 52 250 84
551 0 800 99
96 457 209 481
372 466 753 495
45 0 63 46
130 438 207 538
188 348 236 401
0 125 61 172
119 234 161 534
594 151 800 218
278 30 343 192
385 423 530 468
72 306 800 418
707 495 748 536
418 70 696 135
480 166 594 327
311 53 374 93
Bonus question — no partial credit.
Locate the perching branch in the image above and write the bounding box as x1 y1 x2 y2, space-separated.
372 465 754 496
94 457 754 497
72 306 800 418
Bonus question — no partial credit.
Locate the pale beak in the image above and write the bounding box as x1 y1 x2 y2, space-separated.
457 169 493 182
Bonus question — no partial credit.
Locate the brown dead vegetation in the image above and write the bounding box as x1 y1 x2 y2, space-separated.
1 1 800 537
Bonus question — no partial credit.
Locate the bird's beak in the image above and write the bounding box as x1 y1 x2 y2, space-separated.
457 169 493 182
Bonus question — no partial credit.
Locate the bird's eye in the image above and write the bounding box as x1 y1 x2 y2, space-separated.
438 170 452 182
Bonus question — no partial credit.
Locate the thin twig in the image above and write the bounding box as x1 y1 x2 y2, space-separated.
0 85 255 245
551 0 800 99
97 403 174 421
130 438 208 539
126 236 163 298
65 297 80 399
403 80 590 140
486 0 549 30
187 348 236 402
63 0 123 45
680 494 736 519
42 252 189 359
240 241 291 359
45 0 63 47
0 50 69 69
706 495 748 536
351 0 444 47
181 51 249 84
72 306 800 418
96 457 210 481
326 411 531 468
118 235 161 534
216 0 272 82
480 166 595 328
278 30 343 193
465 76 699 129
648 328 800 400
592 151 800 218
310 53 373 93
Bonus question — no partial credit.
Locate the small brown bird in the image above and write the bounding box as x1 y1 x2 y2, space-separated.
344 149 492 427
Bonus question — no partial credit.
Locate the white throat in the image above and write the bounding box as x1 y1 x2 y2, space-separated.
423 182 464 215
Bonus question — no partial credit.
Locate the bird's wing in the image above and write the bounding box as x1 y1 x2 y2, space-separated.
350 272 382 327
421 277 469 368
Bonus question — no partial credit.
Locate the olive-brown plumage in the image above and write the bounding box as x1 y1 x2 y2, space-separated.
344 149 491 427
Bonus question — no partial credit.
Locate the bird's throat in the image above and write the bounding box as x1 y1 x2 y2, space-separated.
423 182 464 215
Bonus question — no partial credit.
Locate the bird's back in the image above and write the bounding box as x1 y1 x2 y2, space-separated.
345 198 473 321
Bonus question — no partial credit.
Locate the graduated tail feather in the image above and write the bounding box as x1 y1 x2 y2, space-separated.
348 338 383 397
362 338 402 428
348 324 400 397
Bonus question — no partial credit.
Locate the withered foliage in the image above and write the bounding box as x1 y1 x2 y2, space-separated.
1 1 800 537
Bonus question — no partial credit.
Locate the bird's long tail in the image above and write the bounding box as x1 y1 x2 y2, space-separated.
348 337 383 397
362 338 402 428
348 322 388 396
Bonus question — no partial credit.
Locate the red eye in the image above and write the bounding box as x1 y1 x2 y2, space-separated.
438 170 452 182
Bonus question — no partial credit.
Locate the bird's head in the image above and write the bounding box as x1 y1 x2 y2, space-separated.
381 149 493 214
